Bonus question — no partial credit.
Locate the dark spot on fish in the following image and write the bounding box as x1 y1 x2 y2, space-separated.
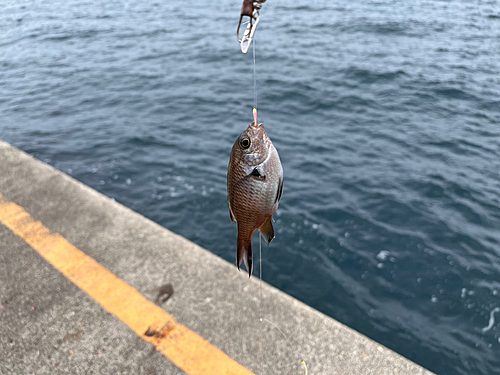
155 284 174 305
250 168 265 180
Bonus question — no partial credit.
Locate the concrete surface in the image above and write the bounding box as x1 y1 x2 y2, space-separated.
0 139 435 375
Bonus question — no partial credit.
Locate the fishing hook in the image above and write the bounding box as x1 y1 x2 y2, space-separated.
236 0 266 53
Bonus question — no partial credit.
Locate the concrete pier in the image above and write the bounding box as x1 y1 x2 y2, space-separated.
0 139 435 375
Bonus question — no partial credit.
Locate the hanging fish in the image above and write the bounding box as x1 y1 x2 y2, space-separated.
227 112 283 277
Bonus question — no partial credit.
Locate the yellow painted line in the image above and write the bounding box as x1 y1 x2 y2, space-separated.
0 194 253 375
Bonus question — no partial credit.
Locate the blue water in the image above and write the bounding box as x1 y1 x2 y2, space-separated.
2 1 500 374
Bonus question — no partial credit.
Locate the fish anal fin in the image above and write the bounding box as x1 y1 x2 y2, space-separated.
258 216 275 245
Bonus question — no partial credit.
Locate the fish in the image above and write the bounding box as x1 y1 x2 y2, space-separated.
227 120 283 277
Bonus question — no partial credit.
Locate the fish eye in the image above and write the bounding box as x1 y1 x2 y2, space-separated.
240 137 251 149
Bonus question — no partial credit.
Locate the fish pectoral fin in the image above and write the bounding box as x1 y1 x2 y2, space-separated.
258 216 275 245
250 168 266 180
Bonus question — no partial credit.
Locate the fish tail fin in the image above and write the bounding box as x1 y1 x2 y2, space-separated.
258 216 275 244
237 238 253 277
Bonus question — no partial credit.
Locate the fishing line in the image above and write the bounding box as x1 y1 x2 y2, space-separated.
252 31 310 375
257 233 313 374
259 233 263 318
245 10 310 373
259 233 263 375
253 38 257 115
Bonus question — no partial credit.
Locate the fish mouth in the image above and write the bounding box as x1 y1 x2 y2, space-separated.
248 121 264 134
